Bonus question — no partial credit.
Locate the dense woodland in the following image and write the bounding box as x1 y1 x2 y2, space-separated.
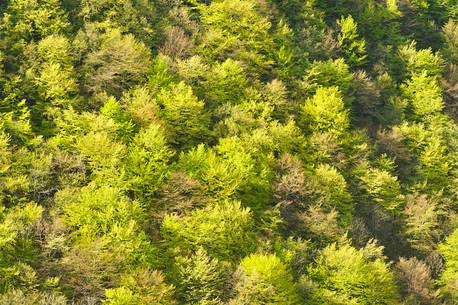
1 0 458 304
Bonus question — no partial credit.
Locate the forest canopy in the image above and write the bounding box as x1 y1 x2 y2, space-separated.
1 0 458 304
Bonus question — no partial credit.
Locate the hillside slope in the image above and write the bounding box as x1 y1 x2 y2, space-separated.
0 0 457 304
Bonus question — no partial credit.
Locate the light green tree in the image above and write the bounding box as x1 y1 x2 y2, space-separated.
0 203 43 292
311 164 353 225
176 142 256 200
399 42 444 77
203 59 247 107
104 269 175 305
337 15 367 67
157 82 210 149
124 123 173 199
26 35 78 104
304 239 400 305
359 167 405 213
172 248 230 305
230 253 301 305
198 0 275 75
161 200 255 262
77 0 159 47
301 59 353 94
401 71 443 119
61 185 144 238
301 86 350 136
438 228 458 301
0 0 70 43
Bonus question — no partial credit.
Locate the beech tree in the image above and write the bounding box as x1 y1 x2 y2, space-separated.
301 86 349 136
161 200 255 262
438 228 458 301
304 239 400 305
337 15 367 67
230 254 301 305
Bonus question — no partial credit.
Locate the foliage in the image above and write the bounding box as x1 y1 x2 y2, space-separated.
359 167 405 213
302 59 353 94
172 248 231 305
311 164 353 225
301 86 349 136
83 29 151 97
124 123 173 199
198 0 276 76
399 42 444 77
161 200 255 262
401 71 443 119
438 229 458 301
230 253 301 305
1 0 458 303
395 257 438 304
60 185 144 238
304 239 400 304
157 82 210 149
337 15 367 67
0 204 42 292
104 269 175 305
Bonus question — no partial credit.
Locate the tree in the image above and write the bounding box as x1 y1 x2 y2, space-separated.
176 142 257 200
274 153 306 203
337 15 367 67
417 136 450 190
359 167 405 213
203 59 247 107
157 82 210 149
58 220 156 299
304 239 400 305
24 34 78 118
397 0 444 50
395 119 451 191
399 42 444 78
83 29 151 97
300 205 346 242
401 71 443 119
301 59 353 94
121 86 160 129
161 200 255 262
310 164 353 225
395 257 437 305
403 193 442 254
301 86 350 136
124 123 173 200
0 203 42 292
0 289 67 305
172 248 231 305
103 269 175 305
438 228 458 301
61 185 144 238
76 130 126 180
442 19 458 62
0 0 70 50
230 253 301 305
198 0 276 76
77 0 160 47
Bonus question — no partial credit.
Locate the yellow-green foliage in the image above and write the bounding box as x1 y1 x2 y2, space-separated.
438 229 458 300
2 0 458 303
230 253 301 305
161 201 254 262
305 240 400 304
301 87 350 136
